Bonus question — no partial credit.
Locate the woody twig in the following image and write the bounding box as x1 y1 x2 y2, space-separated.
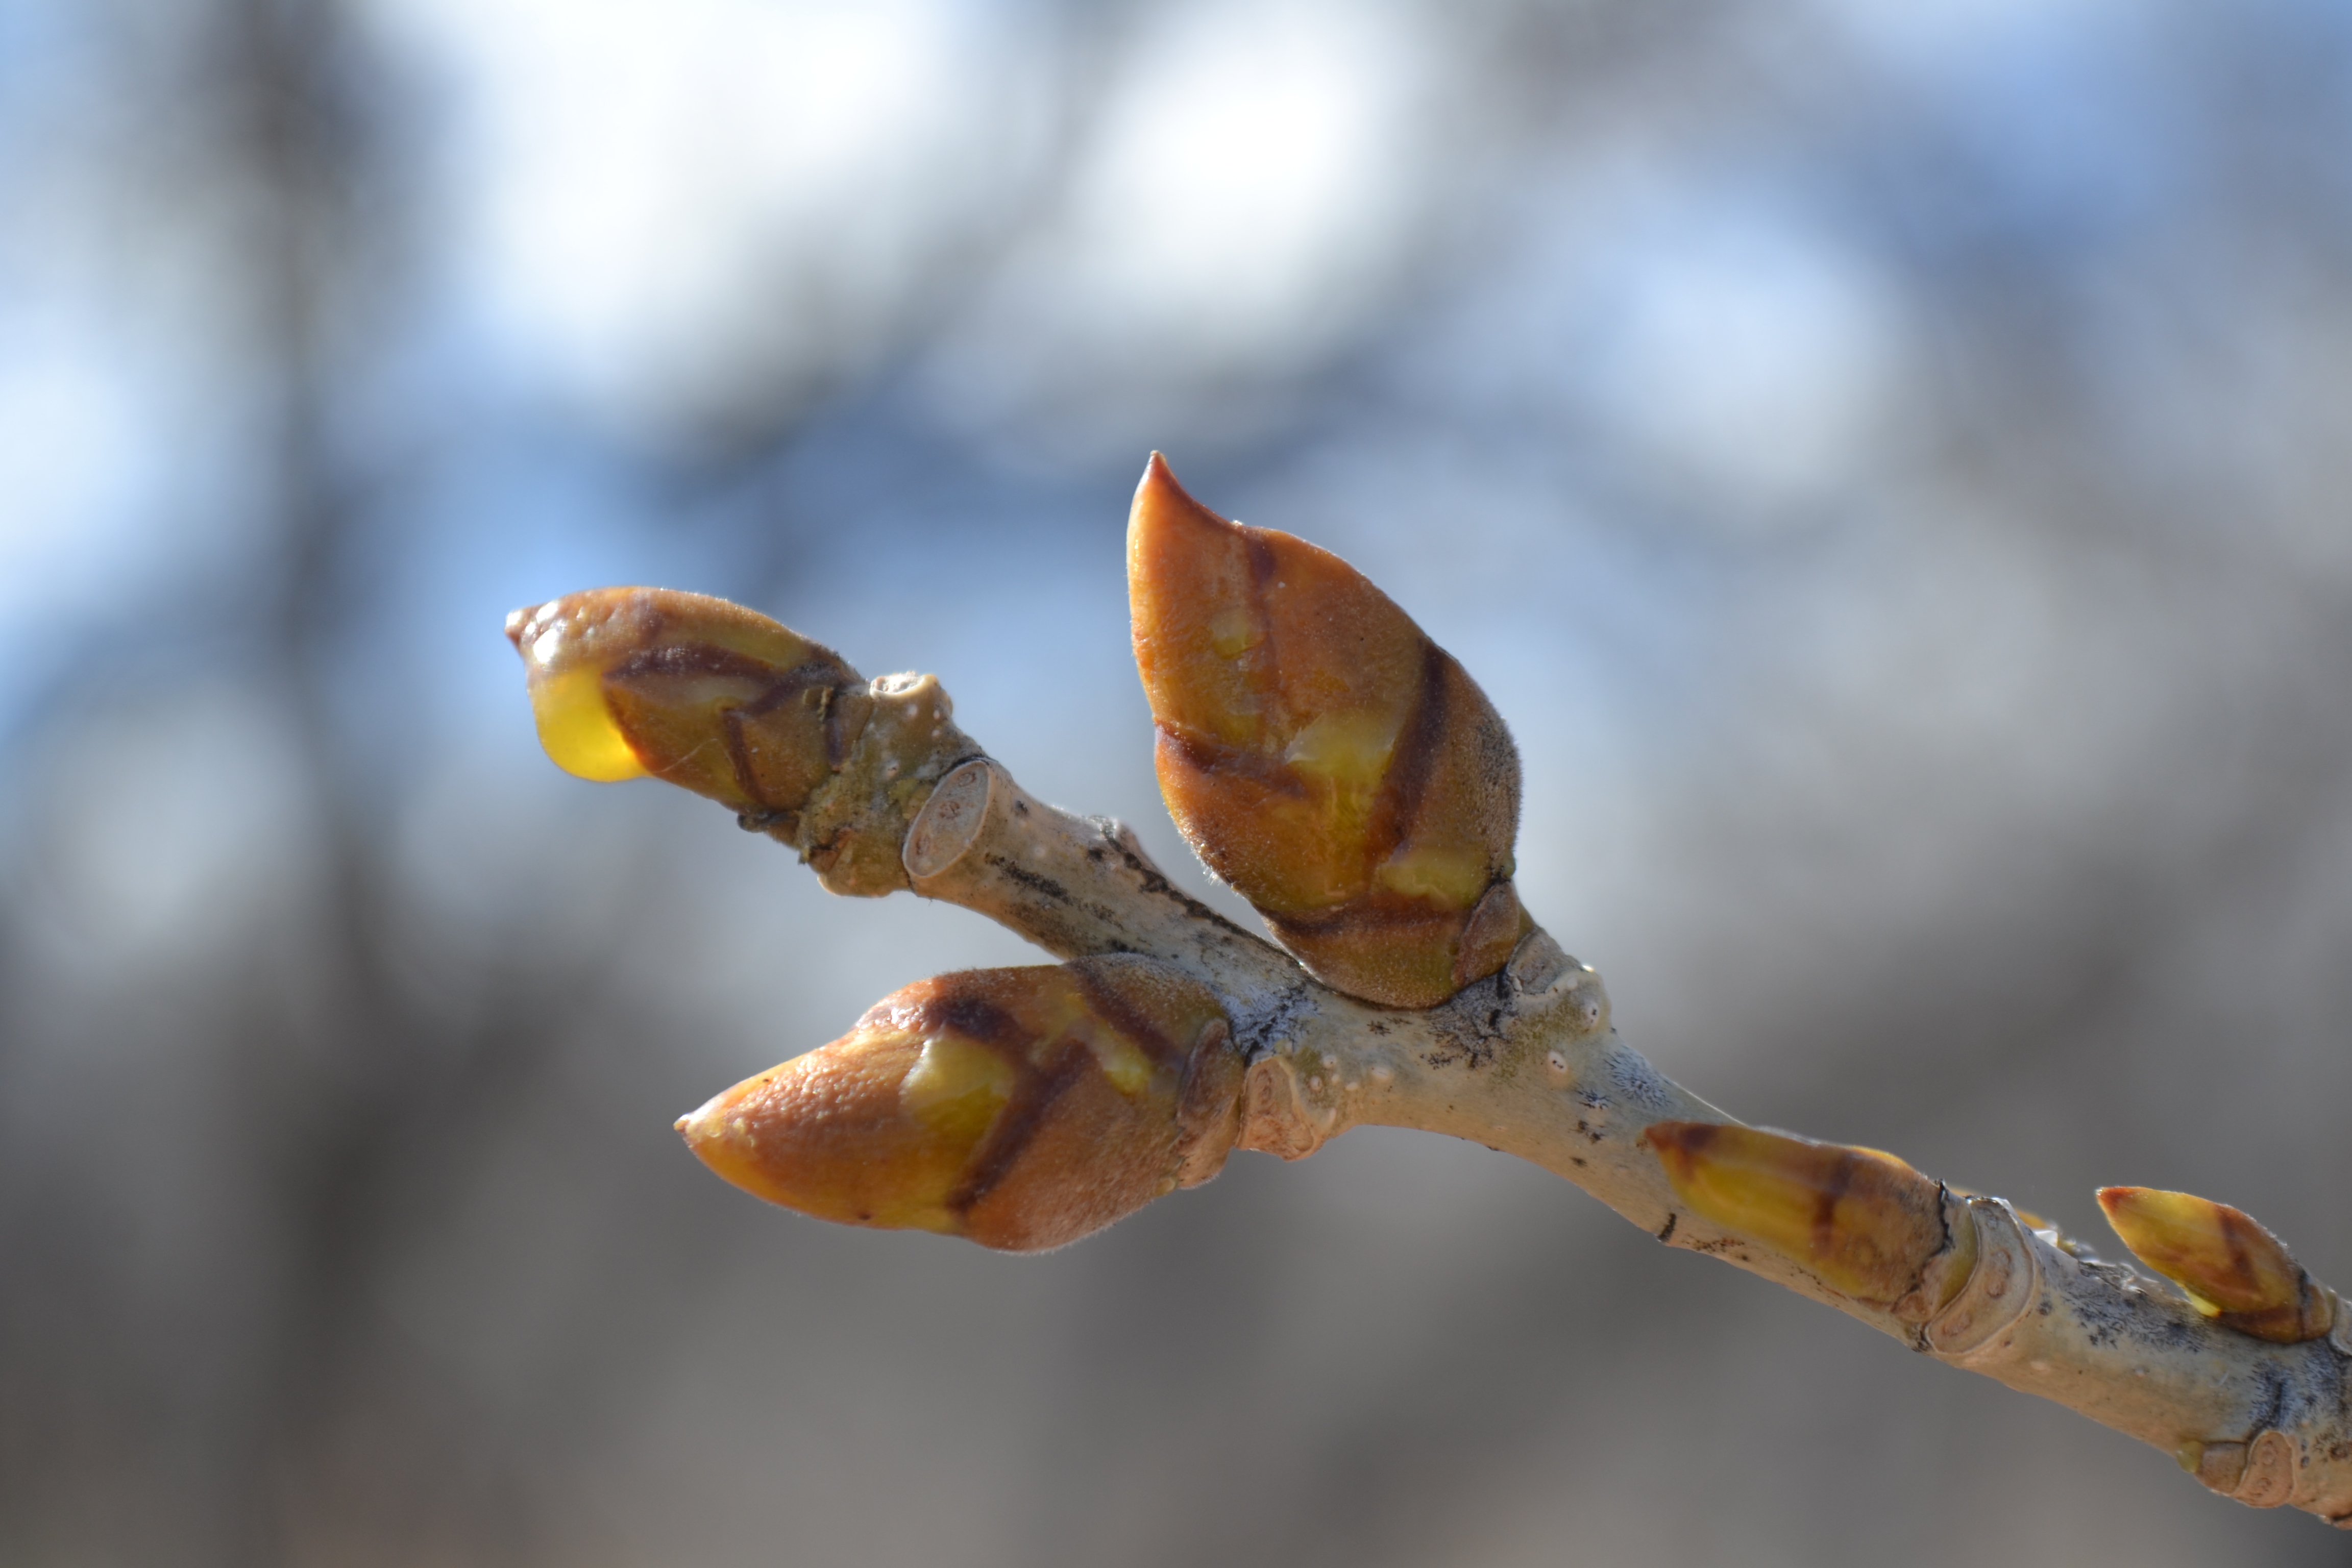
505 456 2352 1528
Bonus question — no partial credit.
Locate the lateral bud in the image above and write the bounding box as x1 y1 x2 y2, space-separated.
2096 1186 2335 1344
675 957 1244 1253
1127 454 1528 1009
506 587 870 823
1643 1122 1955 1309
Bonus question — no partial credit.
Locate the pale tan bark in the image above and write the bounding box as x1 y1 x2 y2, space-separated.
748 676 2352 1529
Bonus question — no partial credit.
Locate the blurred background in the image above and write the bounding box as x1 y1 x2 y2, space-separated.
6 0 2352 1562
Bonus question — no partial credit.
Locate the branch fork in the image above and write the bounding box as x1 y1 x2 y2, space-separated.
507 457 2352 1529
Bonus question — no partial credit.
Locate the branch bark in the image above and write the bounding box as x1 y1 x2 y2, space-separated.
757 675 2352 1528
508 516 2352 1531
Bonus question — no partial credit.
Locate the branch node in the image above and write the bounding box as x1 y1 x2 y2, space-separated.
2189 1441 2250 1494
1237 1056 1327 1160
1925 1199 2039 1361
1504 930 1573 995
903 757 994 879
2235 1429 2298 1508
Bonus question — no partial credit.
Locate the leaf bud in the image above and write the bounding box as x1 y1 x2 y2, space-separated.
1126 453 1528 1009
675 957 1243 1252
2096 1186 2334 1343
506 587 869 827
1643 1122 1951 1308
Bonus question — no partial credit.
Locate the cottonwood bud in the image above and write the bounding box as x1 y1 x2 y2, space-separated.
505 587 869 827
1644 1122 1957 1310
1127 453 1528 1009
2097 1186 2334 1343
676 957 1244 1252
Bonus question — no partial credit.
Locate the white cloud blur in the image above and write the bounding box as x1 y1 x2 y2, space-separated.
1577 199 1903 513
376 0 1430 456
0 321 149 606
0 289 250 726
926 0 1427 456
377 0 1051 427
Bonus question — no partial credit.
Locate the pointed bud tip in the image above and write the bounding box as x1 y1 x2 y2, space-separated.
1128 451 1226 558
673 1074 797 1211
504 604 534 650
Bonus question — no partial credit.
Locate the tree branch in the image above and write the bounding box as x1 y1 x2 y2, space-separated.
737 671 2352 1529
507 471 2352 1528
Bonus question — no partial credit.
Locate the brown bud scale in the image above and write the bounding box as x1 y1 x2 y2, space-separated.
1644 1121 1952 1308
2097 1186 2334 1344
677 957 1242 1252
1128 454 1527 1008
507 587 870 825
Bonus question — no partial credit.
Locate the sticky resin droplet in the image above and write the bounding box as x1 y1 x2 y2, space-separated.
529 662 648 782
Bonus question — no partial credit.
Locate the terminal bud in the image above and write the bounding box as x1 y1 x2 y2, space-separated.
506 587 869 826
676 957 1243 1252
2097 1187 2334 1343
1644 1122 1951 1308
1128 454 1527 1008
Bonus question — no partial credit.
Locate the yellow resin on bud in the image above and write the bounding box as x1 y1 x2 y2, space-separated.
2096 1186 2334 1343
1643 1122 1950 1308
675 957 1244 1252
525 662 648 782
1126 453 1529 1008
505 587 869 821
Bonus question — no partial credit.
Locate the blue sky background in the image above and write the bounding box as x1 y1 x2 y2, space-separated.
7 2 2352 1562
